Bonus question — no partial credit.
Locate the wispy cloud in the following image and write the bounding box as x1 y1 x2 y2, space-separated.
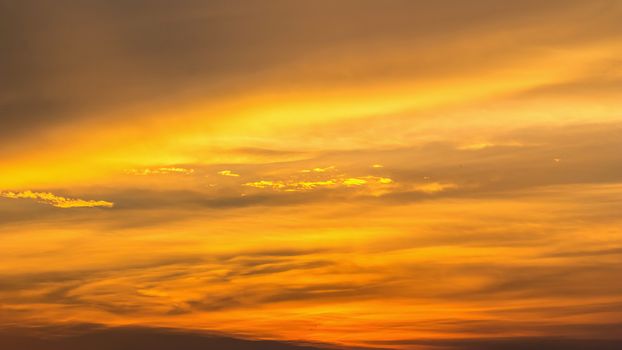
0 191 113 208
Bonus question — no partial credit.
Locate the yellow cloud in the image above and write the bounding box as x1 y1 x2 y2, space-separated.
244 179 338 191
414 182 457 193
244 175 394 192
377 177 393 184
344 176 394 186
301 166 336 173
0 190 114 208
218 170 240 177
457 141 525 150
295 180 338 189
343 178 368 186
243 180 287 189
126 167 194 175
312 166 335 172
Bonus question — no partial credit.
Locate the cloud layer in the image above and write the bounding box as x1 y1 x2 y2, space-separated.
1 1 622 349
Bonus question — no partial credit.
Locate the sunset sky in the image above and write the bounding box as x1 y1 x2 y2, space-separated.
1 1 622 349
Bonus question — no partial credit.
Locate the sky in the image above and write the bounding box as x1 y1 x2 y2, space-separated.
1 1 622 349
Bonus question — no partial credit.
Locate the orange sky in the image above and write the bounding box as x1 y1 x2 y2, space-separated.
1 1 622 349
